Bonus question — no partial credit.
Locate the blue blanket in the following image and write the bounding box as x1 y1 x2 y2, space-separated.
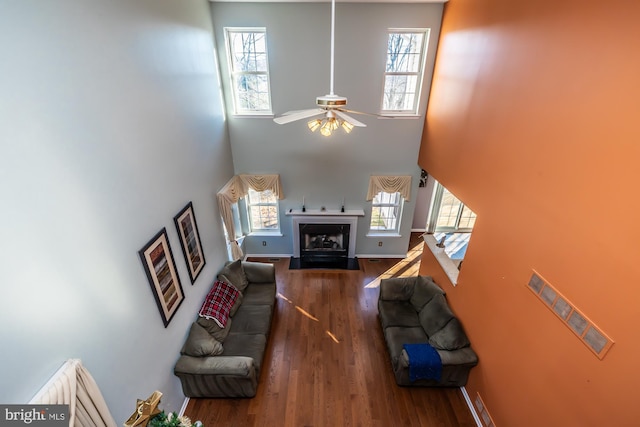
403 343 442 382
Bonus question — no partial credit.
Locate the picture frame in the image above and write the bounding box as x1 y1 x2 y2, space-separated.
174 201 206 284
139 228 185 327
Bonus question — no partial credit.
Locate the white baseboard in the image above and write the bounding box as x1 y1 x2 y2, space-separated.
178 397 190 417
460 386 482 427
411 228 427 232
356 254 408 259
243 253 292 259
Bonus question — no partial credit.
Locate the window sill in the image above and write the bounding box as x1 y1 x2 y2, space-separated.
423 234 459 286
377 113 421 119
366 232 402 238
232 113 274 119
248 231 282 237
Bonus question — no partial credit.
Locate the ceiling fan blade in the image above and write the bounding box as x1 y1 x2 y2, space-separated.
273 109 324 125
340 108 392 118
335 110 367 127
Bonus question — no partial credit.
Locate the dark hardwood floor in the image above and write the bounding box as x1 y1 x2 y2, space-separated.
185 233 477 427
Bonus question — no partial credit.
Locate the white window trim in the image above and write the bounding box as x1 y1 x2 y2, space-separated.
224 27 273 116
246 189 281 234
380 28 430 117
368 191 404 235
423 234 460 285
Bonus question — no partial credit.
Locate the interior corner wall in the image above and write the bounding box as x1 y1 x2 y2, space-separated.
419 0 640 425
0 0 233 422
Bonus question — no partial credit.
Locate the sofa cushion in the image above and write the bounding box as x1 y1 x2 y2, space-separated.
231 304 273 335
181 322 224 357
197 316 233 343
428 318 470 350
242 282 277 306
410 276 445 311
378 300 421 329
218 259 249 292
379 276 416 301
222 333 268 375
419 293 455 337
198 280 240 328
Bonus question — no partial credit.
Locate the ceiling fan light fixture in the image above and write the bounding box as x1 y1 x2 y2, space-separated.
308 119 322 132
341 120 354 133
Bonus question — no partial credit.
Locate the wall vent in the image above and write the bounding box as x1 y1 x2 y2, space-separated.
474 393 495 427
528 271 614 359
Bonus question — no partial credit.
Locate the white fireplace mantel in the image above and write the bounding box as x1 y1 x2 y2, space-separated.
288 209 364 258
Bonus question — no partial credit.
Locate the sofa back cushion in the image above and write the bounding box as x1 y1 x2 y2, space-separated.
197 316 233 343
419 293 455 337
181 322 224 357
379 276 416 301
218 259 249 292
409 276 445 311
428 318 470 350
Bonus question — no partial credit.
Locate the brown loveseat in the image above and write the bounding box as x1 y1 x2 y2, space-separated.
378 275 478 387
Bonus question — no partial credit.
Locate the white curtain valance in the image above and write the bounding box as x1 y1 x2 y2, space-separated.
216 174 284 261
366 175 412 201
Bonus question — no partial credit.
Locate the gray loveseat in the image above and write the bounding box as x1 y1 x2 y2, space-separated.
378 275 478 387
174 260 277 398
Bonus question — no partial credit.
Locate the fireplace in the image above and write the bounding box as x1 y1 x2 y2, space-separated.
299 223 349 263
288 210 362 270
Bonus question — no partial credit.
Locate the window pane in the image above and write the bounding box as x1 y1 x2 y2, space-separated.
370 191 401 231
383 75 418 111
458 205 477 229
386 33 424 72
437 190 462 228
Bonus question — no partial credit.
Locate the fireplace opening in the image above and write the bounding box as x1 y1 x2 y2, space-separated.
290 223 359 270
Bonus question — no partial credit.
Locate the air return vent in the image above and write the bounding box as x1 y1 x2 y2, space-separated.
528 271 614 359
474 393 495 427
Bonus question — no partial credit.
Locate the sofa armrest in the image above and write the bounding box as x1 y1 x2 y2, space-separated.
242 261 276 284
379 277 416 301
174 355 255 377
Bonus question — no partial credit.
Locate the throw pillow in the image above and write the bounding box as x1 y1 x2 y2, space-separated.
181 322 224 357
409 276 445 311
418 293 455 337
197 316 233 343
199 280 240 328
428 318 471 350
218 259 249 292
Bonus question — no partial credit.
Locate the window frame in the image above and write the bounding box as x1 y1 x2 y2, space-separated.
368 191 404 236
380 28 430 116
245 188 280 234
224 27 273 116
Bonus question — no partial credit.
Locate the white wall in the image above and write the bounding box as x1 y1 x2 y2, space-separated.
0 0 232 422
210 2 443 257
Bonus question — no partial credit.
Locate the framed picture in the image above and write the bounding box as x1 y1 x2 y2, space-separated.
174 202 206 283
139 228 185 327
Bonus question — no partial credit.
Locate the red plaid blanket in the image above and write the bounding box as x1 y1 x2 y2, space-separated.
198 280 240 328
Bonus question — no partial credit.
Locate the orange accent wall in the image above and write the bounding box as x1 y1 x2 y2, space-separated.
418 0 640 425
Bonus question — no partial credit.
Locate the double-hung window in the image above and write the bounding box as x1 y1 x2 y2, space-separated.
224 28 272 115
425 180 477 283
381 29 430 115
369 191 403 234
246 188 279 233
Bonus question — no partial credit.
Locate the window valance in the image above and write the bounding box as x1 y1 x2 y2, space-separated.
366 175 412 201
216 174 283 260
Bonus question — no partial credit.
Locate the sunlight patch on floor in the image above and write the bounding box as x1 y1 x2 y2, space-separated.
364 240 423 288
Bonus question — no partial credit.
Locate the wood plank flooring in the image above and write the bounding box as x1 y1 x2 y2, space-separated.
185 234 477 427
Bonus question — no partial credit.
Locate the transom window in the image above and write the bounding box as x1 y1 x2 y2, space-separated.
246 188 279 232
370 191 403 234
224 28 272 115
381 29 430 115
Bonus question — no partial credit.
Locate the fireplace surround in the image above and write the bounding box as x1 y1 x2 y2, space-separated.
288 209 363 269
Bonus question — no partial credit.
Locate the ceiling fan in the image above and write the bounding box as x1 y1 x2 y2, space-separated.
273 0 369 136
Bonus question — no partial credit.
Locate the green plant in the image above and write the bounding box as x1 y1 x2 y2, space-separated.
148 411 192 427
